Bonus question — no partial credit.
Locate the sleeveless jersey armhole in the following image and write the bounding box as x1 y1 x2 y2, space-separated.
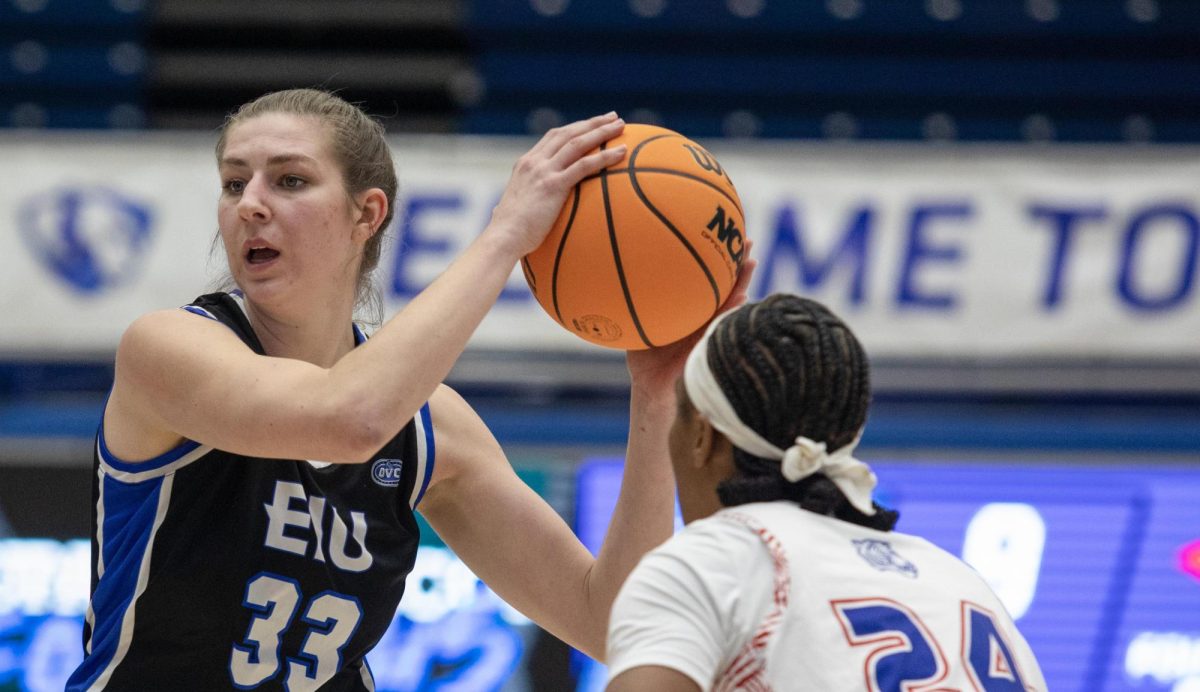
409 401 436 509
96 410 211 482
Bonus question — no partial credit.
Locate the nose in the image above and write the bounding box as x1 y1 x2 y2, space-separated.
237 176 271 223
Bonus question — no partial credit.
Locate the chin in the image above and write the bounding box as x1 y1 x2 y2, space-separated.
234 276 290 307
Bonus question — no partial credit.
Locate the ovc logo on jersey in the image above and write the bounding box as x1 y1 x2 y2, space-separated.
853 539 918 578
371 458 404 487
17 186 154 295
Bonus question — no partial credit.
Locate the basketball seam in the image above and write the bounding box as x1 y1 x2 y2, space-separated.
602 143 654 349
585 131 742 217
550 183 583 325
627 139 725 316
520 257 536 292
581 167 744 218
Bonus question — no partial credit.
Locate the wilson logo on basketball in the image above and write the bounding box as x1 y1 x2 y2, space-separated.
682 143 728 180
371 458 404 487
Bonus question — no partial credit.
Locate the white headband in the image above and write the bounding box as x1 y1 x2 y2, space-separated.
683 310 878 516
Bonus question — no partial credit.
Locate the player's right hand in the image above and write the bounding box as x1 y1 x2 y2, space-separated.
485 112 627 259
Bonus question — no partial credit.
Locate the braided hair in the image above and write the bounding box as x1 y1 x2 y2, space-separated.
704 294 897 531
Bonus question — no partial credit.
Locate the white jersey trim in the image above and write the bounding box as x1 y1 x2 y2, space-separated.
88 474 176 691
96 437 214 483
409 404 432 509
714 512 792 692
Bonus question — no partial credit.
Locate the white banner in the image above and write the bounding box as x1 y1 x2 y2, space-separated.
1 132 1198 359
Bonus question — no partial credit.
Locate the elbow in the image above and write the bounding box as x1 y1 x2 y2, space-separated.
324 398 395 463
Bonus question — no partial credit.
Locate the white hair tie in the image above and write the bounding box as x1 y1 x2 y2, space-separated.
780 436 827 482
684 311 878 516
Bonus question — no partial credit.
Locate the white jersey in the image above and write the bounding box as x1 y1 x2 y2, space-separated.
607 501 1046 691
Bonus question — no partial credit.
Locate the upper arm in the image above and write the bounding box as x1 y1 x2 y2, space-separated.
418 385 604 656
607 666 701 692
106 309 375 463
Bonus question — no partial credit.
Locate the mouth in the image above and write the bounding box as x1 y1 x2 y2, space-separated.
246 246 281 264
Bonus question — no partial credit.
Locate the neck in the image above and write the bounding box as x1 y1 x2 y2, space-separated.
679 472 730 525
241 289 358 367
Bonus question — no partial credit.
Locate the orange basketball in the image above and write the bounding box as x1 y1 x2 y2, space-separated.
522 124 745 350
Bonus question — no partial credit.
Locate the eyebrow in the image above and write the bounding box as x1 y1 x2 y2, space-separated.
219 153 319 168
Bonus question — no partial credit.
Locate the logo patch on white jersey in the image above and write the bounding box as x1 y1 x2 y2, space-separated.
852 539 918 578
371 458 404 487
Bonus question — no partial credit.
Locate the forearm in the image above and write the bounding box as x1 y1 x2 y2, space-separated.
329 228 522 437
586 383 678 654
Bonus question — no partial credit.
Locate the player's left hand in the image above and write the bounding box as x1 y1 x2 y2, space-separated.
626 244 757 396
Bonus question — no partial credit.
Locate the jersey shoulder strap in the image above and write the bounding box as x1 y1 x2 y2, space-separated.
182 291 266 355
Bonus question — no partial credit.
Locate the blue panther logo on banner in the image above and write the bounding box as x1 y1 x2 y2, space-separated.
17 186 154 295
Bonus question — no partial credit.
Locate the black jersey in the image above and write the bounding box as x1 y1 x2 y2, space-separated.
68 292 435 691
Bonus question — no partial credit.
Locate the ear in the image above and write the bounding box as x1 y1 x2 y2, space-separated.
352 187 389 241
689 418 717 470
700 425 735 476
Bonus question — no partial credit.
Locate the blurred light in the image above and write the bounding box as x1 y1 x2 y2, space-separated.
526 107 563 135
11 40 48 75
1021 114 1056 142
10 103 46 128
1123 114 1156 143
1125 0 1159 23
530 0 569 17
13 0 49 12
926 0 963 21
630 0 667 18
107 42 146 76
1124 632 1200 685
826 0 863 20
722 110 762 139
822 111 859 140
1025 0 1059 22
0 540 89 616
727 0 766 19
449 68 485 107
922 112 957 141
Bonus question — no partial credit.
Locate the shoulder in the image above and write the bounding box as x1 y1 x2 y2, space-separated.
632 509 781 606
114 307 253 385
119 306 242 352
614 514 778 633
653 510 773 568
606 516 774 688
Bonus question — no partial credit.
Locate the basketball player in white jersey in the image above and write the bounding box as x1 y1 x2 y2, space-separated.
606 294 1046 691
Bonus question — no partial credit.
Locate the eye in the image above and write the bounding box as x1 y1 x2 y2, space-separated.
280 174 306 189
222 178 246 194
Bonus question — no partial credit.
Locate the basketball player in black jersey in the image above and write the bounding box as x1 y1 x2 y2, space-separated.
67 89 756 691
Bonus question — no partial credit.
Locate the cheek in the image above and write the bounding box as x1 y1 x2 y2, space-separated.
216 212 237 254
297 200 354 252
217 202 242 238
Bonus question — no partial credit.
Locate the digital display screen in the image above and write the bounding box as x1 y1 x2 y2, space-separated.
575 457 1200 692
0 541 538 692
4 458 1199 691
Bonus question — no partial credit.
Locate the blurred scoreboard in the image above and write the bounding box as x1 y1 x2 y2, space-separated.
576 458 1200 692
